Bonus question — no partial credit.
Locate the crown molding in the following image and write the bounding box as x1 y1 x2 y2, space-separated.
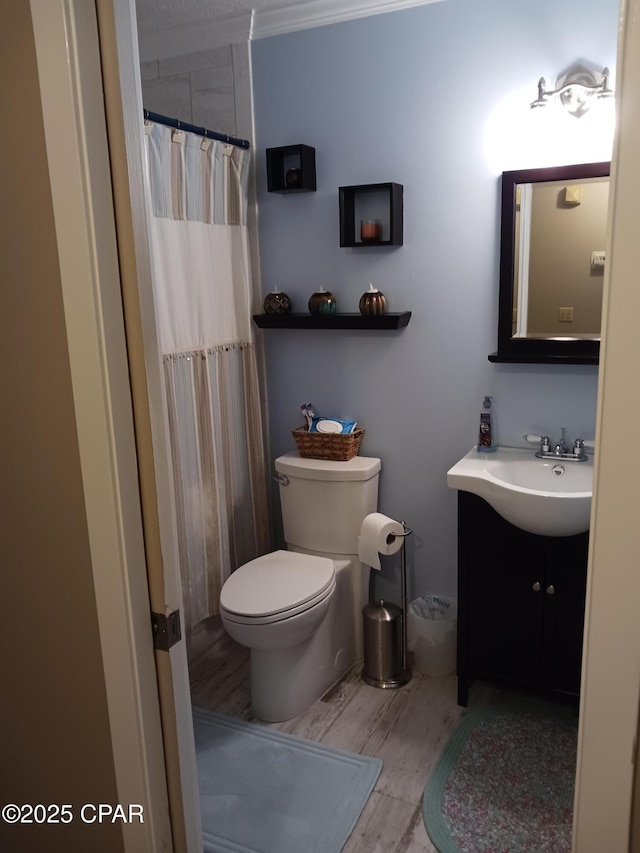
137 0 445 63
252 0 444 40
138 12 252 63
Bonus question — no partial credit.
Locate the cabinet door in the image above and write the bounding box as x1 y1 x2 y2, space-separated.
461 493 546 686
542 532 589 696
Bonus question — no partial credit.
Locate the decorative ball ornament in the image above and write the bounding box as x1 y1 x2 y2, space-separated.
263 290 292 315
359 283 387 316
308 286 337 315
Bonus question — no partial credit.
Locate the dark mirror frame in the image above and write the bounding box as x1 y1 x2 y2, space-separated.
489 161 610 365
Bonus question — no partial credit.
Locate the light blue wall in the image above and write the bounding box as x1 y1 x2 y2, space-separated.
251 0 619 601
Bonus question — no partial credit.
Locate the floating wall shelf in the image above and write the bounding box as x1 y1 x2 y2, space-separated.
253 312 411 330
339 182 403 247
266 144 317 193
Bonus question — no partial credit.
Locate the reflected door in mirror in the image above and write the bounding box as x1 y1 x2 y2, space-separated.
514 176 609 339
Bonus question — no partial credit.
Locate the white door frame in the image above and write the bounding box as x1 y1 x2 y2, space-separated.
30 0 202 850
573 0 640 848
95 1 203 848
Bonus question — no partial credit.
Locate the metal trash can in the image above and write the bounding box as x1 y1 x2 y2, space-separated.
362 600 411 688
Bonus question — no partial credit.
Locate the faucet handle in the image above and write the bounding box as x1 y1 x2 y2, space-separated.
523 433 551 451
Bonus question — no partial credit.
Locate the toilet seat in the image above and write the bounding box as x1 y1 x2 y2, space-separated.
220 550 335 625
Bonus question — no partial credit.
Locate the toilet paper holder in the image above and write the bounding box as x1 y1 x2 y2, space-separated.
392 521 412 684
362 520 413 689
386 525 411 544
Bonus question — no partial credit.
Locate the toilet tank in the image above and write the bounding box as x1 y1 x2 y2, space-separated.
275 453 381 555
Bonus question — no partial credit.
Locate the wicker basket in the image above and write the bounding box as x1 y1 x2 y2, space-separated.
292 425 365 461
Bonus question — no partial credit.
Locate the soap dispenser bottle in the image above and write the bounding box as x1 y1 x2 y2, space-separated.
477 396 496 453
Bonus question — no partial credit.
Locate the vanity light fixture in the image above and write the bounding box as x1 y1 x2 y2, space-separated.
530 63 614 118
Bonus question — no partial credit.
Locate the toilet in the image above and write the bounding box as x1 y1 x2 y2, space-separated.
219 451 381 722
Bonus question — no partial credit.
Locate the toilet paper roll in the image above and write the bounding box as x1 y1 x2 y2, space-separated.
358 512 405 570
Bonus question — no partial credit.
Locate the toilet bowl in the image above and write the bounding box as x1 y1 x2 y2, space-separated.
220 550 335 650
220 550 339 721
219 452 381 722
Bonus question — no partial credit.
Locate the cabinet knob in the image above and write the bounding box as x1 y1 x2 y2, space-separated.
532 581 541 592
546 585 555 595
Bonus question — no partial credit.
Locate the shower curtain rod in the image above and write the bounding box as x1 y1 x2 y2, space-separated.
143 108 251 150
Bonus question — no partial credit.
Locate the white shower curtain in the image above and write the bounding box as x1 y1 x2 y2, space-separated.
144 121 271 636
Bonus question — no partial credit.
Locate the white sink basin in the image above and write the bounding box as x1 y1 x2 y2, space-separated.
447 446 593 537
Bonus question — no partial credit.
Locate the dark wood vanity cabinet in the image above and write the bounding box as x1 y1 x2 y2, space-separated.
457 491 588 706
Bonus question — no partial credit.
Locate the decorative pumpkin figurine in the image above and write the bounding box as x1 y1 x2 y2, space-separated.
263 290 292 315
308 286 337 315
285 167 302 188
359 283 387 316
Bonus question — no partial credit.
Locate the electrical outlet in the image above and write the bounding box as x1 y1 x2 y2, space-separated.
591 250 606 269
558 306 574 322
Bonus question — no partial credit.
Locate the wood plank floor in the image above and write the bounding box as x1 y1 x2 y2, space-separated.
189 620 499 853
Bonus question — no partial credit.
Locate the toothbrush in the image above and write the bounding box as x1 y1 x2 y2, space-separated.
300 403 316 428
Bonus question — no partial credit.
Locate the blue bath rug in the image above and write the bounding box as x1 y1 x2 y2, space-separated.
192 706 382 852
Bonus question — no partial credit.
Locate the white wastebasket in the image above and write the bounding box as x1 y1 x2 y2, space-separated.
408 595 457 677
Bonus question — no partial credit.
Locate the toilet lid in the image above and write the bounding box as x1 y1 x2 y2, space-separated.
220 550 335 618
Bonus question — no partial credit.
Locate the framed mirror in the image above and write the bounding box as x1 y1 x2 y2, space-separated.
489 161 610 364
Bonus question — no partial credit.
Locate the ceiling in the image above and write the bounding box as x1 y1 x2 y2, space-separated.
135 0 438 37
136 0 306 35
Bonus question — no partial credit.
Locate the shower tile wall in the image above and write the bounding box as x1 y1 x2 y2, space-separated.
141 45 237 137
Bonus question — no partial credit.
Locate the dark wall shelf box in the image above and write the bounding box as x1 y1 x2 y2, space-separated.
339 183 403 247
253 312 411 330
266 145 316 193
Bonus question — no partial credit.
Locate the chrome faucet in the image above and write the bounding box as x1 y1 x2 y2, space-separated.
523 428 590 461
554 427 569 455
